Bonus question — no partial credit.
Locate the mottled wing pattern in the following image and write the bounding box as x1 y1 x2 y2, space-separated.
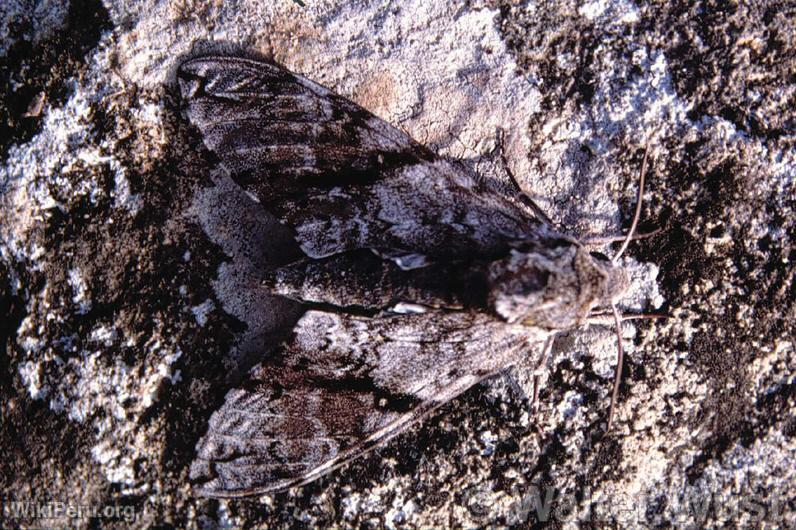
190 310 546 497
178 56 427 196
178 56 542 261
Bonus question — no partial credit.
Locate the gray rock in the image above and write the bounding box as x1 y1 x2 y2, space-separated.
1 0 793 527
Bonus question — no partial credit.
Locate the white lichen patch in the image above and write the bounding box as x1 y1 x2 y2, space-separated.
67 267 92 315
91 440 136 487
753 340 795 396
604 256 666 314
1 84 92 258
216 500 243 529
61 340 183 490
59 342 178 423
13 278 184 489
579 0 640 25
89 324 119 346
18 360 47 400
190 298 215 327
77 148 143 213
530 46 690 236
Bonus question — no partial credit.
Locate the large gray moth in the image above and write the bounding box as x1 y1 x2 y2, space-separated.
178 55 648 498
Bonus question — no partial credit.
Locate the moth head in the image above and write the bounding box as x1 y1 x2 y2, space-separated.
487 240 628 329
588 250 630 308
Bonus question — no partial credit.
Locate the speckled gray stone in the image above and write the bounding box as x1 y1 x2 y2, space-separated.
0 0 793 528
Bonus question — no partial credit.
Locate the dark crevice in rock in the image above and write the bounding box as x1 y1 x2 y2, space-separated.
0 260 26 399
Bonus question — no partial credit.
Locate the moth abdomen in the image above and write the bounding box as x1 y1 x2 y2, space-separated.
264 249 490 312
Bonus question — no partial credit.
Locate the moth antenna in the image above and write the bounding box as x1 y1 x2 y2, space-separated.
496 128 554 225
607 304 625 431
586 310 670 325
612 143 651 264
583 227 663 246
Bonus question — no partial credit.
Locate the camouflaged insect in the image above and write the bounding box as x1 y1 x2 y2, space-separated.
178 55 633 497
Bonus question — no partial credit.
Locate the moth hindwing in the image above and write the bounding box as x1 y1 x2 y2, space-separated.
178 55 631 497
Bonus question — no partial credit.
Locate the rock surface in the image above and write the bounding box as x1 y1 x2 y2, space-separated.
1 0 794 527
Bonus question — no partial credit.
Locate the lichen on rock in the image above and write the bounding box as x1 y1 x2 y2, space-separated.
1 0 794 528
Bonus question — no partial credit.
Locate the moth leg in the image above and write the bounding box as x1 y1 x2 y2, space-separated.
607 304 626 431
507 336 554 411
581 227 662 246
585 310 669 327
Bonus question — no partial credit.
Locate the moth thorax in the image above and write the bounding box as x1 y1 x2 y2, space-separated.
487 244 618 329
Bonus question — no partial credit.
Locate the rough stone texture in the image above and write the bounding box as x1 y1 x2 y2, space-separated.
0 0 793 528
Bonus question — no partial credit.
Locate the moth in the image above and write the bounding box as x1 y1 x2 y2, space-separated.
178 55 651 498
